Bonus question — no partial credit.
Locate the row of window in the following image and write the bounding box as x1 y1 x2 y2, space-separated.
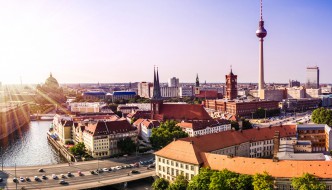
158 158 195 171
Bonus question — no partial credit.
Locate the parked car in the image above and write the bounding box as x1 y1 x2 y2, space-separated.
61 174 65 178
147 164 155 169
0 178 3 182
13 177 18 183
102 168 109 172
59 180 68 185
90 171 95 175
52 174 57 179
78 171 83 176
38 168 44 172
20 177 25 182
131 170 140 174
42 175 47 180
34 176 39 181
67 172 72 177
25 177 30 182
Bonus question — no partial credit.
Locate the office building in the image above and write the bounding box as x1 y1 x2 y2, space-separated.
168 77 179 87
306 66 319 89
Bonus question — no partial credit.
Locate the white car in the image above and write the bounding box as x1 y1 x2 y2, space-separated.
102 168 109 172
52 174 57 179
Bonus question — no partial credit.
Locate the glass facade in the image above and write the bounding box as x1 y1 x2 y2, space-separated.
306 66 319 89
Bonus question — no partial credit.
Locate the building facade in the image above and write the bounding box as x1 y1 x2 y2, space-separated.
306 66 319 89
168 77 179 87
83 120 137 158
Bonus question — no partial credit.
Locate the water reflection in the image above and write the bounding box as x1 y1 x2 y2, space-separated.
0 121 66 166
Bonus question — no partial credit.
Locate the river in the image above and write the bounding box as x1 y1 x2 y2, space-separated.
0 121 66 167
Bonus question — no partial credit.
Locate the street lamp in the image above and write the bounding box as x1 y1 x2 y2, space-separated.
1 147 3 171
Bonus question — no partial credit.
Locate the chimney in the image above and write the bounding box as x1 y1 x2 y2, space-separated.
273 131 280 160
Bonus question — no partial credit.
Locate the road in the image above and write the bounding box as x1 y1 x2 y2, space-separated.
0 154 155 190
250 111 312 128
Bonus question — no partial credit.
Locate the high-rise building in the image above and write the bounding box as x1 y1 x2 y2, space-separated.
256 0 267 99
225 68 238 100
306 66 319 89
168 77 179 87
289 80 301 87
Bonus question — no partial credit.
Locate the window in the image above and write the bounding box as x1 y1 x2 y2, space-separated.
191 166 194 171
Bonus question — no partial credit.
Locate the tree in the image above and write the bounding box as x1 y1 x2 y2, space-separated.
187 168 213 190
231 121 239 131
236 174 254 190
252 171 274 190
209 169 238 190
312 108 332 126
167 175 188 190
69 142 86 157
291 173 326 190
117 137 136 154
152 178 169 190
149 120 188 150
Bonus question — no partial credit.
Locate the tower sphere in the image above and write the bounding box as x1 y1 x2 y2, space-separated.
256 21 267 38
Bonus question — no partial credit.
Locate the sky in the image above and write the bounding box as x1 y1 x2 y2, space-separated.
0 0 331 84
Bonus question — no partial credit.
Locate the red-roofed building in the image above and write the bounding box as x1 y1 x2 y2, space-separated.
150 68 213 122
133 119 160 142
155 125 297 181
83 120 137 158
177 119 231 137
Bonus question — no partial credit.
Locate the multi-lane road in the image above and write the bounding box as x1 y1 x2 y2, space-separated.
0 155 155 190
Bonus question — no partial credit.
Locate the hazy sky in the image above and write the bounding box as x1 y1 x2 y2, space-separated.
0 0 331 84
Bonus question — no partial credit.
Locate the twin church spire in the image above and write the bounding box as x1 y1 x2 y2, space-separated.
152 66 162 100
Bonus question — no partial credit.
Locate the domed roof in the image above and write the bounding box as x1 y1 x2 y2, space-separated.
45 73 59 88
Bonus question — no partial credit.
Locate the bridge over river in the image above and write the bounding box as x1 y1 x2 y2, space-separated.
0 157 155 189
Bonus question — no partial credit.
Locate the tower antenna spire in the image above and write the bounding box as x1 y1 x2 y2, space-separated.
260 0 263 21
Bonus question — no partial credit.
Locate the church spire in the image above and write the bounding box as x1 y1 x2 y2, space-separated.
152 66 162 100
195 73 200 87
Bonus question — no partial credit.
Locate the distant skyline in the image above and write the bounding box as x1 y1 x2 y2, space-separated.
0 0 331 84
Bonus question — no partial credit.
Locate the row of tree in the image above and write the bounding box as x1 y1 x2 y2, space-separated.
152 168 326 190
311 107 332 126
149 120 188 150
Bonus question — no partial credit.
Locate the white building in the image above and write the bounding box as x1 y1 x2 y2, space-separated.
168 77 179 87
179 86 193 97
160 87 180 98
52 114 73 144
83 120 137 158
69 102 106 113
177 120 231 137
133 119 160 142
286 87 305 99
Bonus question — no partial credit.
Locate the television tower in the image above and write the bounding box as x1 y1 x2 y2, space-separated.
256 0 267 99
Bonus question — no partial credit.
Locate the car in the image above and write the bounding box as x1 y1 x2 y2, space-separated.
38 168 44 172
25 177 30 182
42 175 47 180
0 178 3 182
147 164 155 169
59 180 67 185
20 177 25 182
34 176 39 181
78 171 83 176
90 171 95 175
97 168 103 173
13 177 18 183
52 174 57 179
102 168 109 172
131 170 140 174
126 164 132 168
67 172 72 177
115 166 122 170
60 174 65 178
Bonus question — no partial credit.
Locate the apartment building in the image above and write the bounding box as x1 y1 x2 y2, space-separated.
83 120 137 158
177 120 231 137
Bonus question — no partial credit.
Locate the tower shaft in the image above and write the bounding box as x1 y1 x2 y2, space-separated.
258 38 265 92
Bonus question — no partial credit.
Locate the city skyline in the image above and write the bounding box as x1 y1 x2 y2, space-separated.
0 0 331 84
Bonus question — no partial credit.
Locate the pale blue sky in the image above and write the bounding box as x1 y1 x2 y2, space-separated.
0 0 331 84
